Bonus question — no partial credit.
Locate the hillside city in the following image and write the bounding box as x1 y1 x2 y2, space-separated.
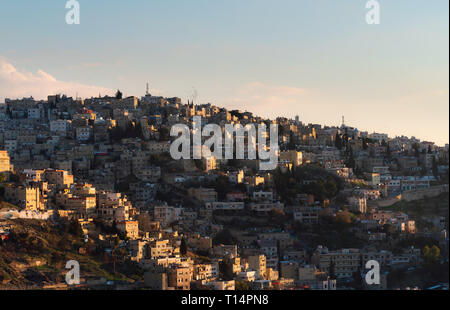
0 91 448 290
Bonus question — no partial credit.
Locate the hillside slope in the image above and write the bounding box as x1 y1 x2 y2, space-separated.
0 218 139 289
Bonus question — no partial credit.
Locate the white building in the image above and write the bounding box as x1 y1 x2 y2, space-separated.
50 120 71 136
153 205 183 226
369 133 389 144
348 196 367 213
27 107 42 119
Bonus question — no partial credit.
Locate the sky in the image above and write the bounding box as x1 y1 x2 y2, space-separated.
0 0 448 145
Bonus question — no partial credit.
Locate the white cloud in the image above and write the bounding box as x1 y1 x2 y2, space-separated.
0 57 114 102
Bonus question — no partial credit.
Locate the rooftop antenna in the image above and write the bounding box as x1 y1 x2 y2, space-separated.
146 82 150 95
342 115 345 127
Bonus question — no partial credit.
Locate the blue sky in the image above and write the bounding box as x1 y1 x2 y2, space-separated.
0 0 448 145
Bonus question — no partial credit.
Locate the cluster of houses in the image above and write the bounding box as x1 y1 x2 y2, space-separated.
0 93 448 290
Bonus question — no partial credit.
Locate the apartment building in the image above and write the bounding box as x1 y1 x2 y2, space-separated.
211 244 238 258
369 133 388 144
253 191 274 201
116 220 139 239
228 169 244 184
50 120 71 136
55 191 96 216
293 206 320 224
76 126 92 141
204 201 245 211
144 272 168 290
188 187 218 203
311 246 361 279
280 150 303 167
187 235 213 252
348 196 367 213
205 280 235 290
280 261 298 280
249 202 284 213
135 166 161 182
153 205 182 226
247 255 267 280
0 150 11 175
257 232 293 250
259 239 278 259
202 155 217 171
96 191 133 222
148 240 173 258
238 270 256 282
362 250 392 267
43 169 74 190
167 266 192 290
3 184 43 210
193 262 219 281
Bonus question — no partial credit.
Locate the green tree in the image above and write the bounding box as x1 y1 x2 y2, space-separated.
413 143 420 158
329 259 336 279
115 89 123 99
159 126 170 141
432 156 439 179
352 266 364 290
211 176 232 200
430 245 441 262
213 229 237 246
180 238 188 255
423 245 441 263
335 134 342 150
112 235 121 274
386 142 391 158
69 221 83 238
235 280 250 290
9 174 20 183
362 138 369 150
287 131 296 150
345 146 356 169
